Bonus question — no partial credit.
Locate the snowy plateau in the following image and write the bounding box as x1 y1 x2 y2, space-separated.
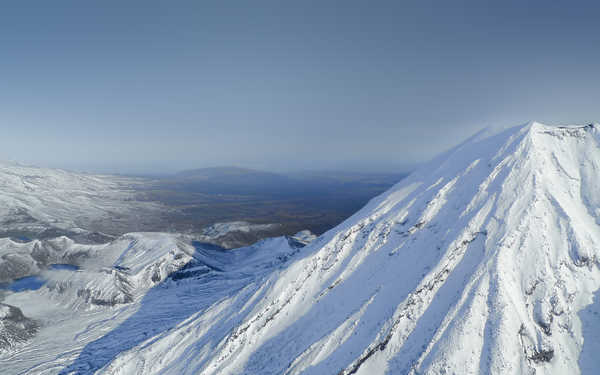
2 121 600 374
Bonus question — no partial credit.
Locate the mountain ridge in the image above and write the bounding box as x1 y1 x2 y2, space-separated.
94 121 600 374
2 121 600 374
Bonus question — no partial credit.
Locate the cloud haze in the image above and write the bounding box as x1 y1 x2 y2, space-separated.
1 1 599 173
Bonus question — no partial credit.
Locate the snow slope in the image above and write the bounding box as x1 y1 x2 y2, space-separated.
84 122 600 374
4 121 600 374
0 161 164 239
0 232 311 374
197 221 282 248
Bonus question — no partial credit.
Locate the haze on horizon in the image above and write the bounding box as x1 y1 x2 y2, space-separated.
1 1 599 174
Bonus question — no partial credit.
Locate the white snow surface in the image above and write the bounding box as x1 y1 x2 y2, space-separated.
197 221 283 248
3 121 600 374
0 233 308 374
291 230 318 245
0 161 162 236
200 221 280 238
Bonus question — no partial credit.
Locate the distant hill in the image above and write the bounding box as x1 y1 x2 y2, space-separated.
163 167 296 196
156 166 408 198
0 161 410 245
140 166 410 235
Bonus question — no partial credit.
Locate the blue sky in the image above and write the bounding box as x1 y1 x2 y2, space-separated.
1 1 599 173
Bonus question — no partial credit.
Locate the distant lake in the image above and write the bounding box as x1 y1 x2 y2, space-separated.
0 264 80 292
1 275 46 292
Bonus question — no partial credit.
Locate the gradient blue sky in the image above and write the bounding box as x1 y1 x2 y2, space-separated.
1 1 599 173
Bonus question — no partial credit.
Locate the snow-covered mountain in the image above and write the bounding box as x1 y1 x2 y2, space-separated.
2 121 600 374
0 231 312 373
0 162 316 249
0 161 166 240
197 221 283 248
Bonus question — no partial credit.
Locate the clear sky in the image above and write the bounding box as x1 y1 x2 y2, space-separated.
1 1 599 173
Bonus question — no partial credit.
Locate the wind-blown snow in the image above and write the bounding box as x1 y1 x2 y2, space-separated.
2 122 600 374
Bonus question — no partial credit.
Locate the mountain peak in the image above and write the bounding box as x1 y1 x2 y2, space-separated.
4 122 600 374
203 121 600 374
59 121 599 374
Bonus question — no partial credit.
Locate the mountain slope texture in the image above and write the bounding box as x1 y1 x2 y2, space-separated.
0 161 166 239
3 121 600 374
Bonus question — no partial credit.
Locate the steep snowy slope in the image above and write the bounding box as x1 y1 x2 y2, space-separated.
72 122 600 375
